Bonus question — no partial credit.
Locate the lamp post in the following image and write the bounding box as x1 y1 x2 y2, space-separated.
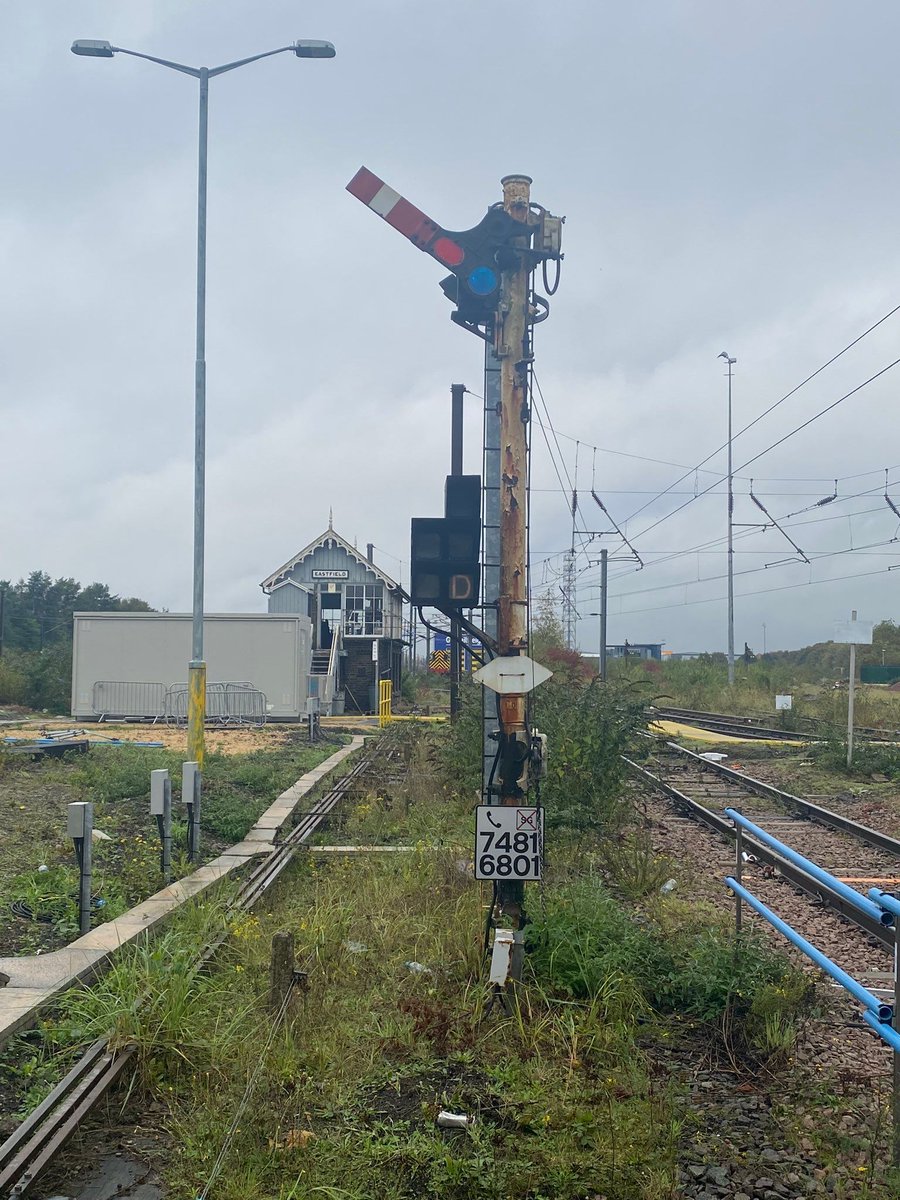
72 38 335 766
718 352 737 686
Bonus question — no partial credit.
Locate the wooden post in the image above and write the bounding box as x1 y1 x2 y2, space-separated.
495 174 533 936
269 931 296 1016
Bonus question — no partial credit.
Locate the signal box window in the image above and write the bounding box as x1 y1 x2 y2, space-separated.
344 584 384 636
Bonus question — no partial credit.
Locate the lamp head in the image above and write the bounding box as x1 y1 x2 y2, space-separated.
71 40 115 57
293 40 336 58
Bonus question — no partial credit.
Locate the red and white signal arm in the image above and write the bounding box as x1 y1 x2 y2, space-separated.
347 167 466 269
346 166 528 316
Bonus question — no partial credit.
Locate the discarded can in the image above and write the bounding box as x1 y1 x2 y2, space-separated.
437 1110 473 1129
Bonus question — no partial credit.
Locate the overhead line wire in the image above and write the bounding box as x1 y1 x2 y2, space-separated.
625 358 900 547
605 563 899 618
616 302 900 529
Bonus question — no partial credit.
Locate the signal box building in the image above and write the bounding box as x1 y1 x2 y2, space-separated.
261 521 405 715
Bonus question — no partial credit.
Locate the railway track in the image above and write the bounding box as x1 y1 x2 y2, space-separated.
0 735 396 1198
648 705 807 741
628 738 900 950
649 703 898 743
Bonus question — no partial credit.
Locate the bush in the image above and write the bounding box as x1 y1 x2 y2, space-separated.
19 648 70 710
810 735 900 780
527 878 799 1026
0 657 27 706
442 677 484 802
534 677 645 832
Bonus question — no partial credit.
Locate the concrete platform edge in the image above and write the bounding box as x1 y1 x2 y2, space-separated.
0 735 365 1046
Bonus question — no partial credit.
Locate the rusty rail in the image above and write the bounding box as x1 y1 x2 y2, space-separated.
0 736 393 1197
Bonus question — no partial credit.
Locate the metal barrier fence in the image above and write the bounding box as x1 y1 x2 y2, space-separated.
725 807 900 1164
90 680 268 726
378 679 393 727
92 681 167 721
223 683 268 725
163 682 266 727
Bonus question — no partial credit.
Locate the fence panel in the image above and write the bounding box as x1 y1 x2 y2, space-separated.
164 682 266 726
92 681 166 720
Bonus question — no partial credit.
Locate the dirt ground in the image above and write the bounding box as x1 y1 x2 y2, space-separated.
3 720 307 756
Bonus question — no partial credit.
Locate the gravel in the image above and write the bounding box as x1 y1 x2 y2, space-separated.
633 748 900 1195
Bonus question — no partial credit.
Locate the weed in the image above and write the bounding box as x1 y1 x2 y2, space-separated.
599 834 675 900
526 877 797 1029
810 735 900 780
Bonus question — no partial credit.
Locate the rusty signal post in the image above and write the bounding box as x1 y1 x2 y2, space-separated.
347 168 563 956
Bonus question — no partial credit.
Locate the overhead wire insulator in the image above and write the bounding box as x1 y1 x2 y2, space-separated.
885 468 900 519
815 479 838 506
749 479 810 565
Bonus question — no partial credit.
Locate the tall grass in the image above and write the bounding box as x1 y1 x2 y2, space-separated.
621 656 900 732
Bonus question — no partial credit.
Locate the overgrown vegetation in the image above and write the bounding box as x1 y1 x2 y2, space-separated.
526 879 808 1044
808 735 900 781
15 599 866 1196
33 776 807 1199
607 651 900 736
0 570 153 712
0 739 343 953
440 601 647 833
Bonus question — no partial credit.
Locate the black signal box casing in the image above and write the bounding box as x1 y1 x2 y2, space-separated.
445 474 480 520
410 475 482 608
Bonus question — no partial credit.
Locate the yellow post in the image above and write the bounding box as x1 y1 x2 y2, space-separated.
188 661 206 769
378 680 392 728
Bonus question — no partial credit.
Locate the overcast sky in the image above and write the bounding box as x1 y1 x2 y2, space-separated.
3 1 900 655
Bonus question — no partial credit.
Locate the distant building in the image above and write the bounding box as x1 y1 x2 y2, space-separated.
261 519 405 715
606 643 663 662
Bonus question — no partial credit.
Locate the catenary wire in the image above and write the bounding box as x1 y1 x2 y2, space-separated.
622 359 900 548
613 302 900 528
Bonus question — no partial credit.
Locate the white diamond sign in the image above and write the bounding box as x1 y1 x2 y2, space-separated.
473 655 553 695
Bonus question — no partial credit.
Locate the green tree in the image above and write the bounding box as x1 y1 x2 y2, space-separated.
0 573 154 711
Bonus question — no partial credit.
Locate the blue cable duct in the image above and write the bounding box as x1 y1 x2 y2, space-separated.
725 876 893 1022
869 889 900 922
724 808 893 929
862 1009 900 1052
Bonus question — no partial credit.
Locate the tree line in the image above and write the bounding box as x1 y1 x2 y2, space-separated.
0 572 153 712
760 619 900 678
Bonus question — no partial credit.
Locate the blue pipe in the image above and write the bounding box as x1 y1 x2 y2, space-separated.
725 808 893 927
869 888 900 921
863 1008 900 1052
726 876 893 1022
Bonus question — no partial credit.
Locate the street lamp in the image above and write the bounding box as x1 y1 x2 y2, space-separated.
72 37 335 767
718 352 737 686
